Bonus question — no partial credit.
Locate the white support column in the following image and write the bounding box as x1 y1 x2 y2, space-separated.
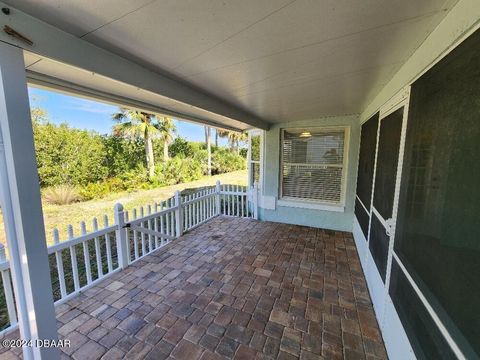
253 182 259 220
0 42 59 359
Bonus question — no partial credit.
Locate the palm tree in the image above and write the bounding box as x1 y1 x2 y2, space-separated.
112 109 176 179
157 116 176 162
204 126 212 176
217 129 247 154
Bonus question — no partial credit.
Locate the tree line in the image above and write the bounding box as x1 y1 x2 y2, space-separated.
32 107 247 203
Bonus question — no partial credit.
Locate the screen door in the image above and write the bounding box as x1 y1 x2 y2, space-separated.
369 102 406 282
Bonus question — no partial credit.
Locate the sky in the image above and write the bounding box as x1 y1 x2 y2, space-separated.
28 87 227 144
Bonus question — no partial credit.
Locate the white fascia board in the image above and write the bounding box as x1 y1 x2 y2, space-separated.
0 2 271 130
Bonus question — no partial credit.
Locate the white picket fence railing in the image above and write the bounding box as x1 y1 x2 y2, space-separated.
0 181 259 335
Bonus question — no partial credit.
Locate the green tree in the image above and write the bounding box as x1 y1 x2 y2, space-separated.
112 109 176 179
169 137 195 158
31 106 48 124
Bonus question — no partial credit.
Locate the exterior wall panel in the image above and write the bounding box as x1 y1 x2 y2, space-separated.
260 115 359 231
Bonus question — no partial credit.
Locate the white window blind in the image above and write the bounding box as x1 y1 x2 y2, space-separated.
281 128 346 204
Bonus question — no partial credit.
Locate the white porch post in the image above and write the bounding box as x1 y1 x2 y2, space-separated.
0 42 59 359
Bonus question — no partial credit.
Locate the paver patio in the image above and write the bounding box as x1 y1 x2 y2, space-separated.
0 216 386 359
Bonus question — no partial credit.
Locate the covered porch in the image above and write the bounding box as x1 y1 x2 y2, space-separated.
1 216 385 360
0 0 479 359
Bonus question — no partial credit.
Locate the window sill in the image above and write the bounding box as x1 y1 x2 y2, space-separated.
277 199 345 212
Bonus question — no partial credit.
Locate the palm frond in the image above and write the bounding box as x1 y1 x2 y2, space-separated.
112 109 177 144
112 121 144 138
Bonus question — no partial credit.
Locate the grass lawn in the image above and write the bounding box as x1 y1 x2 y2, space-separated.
0 170 247 247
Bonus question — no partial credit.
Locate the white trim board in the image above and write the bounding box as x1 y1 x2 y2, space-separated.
382 295 416 360
277 199 344 212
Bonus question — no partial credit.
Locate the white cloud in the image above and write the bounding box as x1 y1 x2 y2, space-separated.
61 98 116 115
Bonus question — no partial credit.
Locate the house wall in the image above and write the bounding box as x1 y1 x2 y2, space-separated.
258 114 359 232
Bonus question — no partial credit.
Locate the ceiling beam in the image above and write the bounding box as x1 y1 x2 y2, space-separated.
0 2 271 130
27 71 244 132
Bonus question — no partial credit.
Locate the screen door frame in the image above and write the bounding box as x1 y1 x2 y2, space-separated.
365 86 411 327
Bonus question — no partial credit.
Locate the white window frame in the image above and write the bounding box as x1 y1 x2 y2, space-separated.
247 130 264 189
278 126 350 211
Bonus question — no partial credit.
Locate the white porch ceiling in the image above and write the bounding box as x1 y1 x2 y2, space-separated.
5 0 458 124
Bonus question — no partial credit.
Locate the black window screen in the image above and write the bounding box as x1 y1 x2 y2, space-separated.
369 212 389 282
373 108 403 218
355 198 369 239
389 259 457 360
394 28 480 357
356 113 379 207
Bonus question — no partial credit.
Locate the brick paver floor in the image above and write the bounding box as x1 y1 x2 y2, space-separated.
1 216 387 359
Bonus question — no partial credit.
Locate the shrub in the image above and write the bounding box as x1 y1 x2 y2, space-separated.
212 149 246 174
43 185 81 205
192 149 208 175
155 156 203 185
78 167 150 201
102 136 145 177
169 137 195 158
117 164 149 188
32 111 248 201
176 157 203 183
78 178 124 201
239 148 248 158
33 121 108 187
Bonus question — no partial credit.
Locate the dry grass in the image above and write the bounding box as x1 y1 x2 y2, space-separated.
43 184 81 205
0 170 247 247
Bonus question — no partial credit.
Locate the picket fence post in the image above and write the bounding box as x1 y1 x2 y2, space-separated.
216 181 221 215
114 203 129 269
175 191 183 238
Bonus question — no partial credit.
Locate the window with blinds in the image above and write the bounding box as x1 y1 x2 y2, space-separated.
280 127 347 204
